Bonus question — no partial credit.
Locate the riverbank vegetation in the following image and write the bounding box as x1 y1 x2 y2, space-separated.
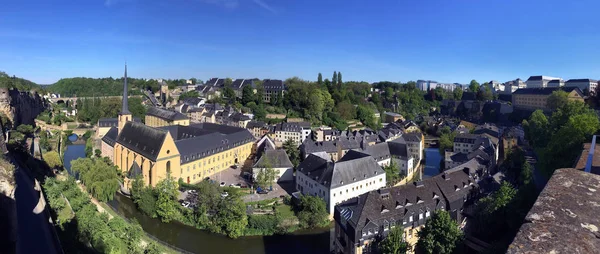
131 175 329 238
522 91 600 177
70 157 121 202
43 177 165 254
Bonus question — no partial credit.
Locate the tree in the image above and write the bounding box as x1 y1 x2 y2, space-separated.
223 87 235 100
144 242 163 254
518 161 533 187
522 110 549 147
546 90 569 111
242 85 255 105
337 72 342 86
255 159 277 189
16 124 34 136
214 197 248 238
332 71 338 86
480 181 517 215
468 80 480 93
357 105 376 129
283 139 300 167
335 101 356 120
453 88 463 100
94 149 102 158
255 83 265 105
178 90 200 102
71 158 120 202
155 172 179 222
383 161 400 186
477 85 493 101
378 226 410 254
44 151 62 169
296 195 328 228
417 210 463 254
317 73 323 85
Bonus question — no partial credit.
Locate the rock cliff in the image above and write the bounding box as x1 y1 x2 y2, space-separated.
0 88 48 127
0 125 16 253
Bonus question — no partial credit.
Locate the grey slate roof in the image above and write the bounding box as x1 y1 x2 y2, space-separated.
566 78 598 83
513 87 581 95
254 149 293 169
402 133 422 142
363 142 391 162
274 122 302 132
116 122 168 161
247 121 267 129
175 125 254 165
388 137 409 159
335 167 477 245
101 126 119 147
297 150 384 189
263 79 285 91
146 107 189 121
454 133 481 144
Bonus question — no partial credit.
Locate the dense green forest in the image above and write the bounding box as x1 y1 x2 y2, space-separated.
0 71 41 91
48 77 201 97
76 97 147 124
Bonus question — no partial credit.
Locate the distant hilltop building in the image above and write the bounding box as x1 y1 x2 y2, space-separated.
416 80 461 92
525 75 563 88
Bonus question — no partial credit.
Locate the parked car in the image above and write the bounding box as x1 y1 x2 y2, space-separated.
232 165 238 169
221 192 229 198
229 183 241 189
187 189 197 194
181 201 191 208
220 182 226 187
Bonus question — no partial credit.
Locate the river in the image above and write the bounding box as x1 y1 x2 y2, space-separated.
63 134 84 178
62 134 332 254
423 148 442 178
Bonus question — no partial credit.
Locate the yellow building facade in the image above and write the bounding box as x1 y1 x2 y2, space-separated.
512 87 584 111
145 106 190 127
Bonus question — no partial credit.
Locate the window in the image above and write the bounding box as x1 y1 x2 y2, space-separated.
419 213 423 220
166 161 171 175
409 216 413 222
426 211 431 217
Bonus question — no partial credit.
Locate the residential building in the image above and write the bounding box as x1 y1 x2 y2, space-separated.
246 121 270 138
525 75 562 88
334 167 479 254
100 127 118 161
253 149 294 182
145 107 190 127
445 133 498 170
502 78 527 94
273 122 303 146
512 87 584 111
300 138 362 162
565 79 598 95
416 80 438 91
383 112 405 123
402 120 420 133
296 150 386 214
262 79 286 103
231 78 258 98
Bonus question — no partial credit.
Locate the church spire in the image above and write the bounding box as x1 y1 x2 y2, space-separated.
121 63 130 114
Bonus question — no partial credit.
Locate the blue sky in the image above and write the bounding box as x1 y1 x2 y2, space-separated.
1 0 600 84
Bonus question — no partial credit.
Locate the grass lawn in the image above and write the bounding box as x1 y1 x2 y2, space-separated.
275 203 294 219
57 203 74 224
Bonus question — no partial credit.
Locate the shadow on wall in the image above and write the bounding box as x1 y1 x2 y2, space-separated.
0 192 17 254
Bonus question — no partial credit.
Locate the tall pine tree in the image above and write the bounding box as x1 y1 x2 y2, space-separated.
337 72 342 86
317 73 323 84
332 71 338 85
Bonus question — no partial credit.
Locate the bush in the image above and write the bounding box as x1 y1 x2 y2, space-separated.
244 214 280 235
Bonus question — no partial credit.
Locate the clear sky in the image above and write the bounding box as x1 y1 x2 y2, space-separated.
1 0 600 84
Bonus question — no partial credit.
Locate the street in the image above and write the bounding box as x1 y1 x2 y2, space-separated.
14 164 59 254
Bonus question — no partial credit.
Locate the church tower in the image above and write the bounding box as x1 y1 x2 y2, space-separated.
118 64 132 133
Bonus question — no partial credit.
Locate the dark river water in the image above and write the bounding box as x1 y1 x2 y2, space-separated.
62 134 332 254
423 148 442 178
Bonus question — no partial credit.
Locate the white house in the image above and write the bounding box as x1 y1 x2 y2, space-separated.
273 122 303 146
295 150 386 214
253 149 294 182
